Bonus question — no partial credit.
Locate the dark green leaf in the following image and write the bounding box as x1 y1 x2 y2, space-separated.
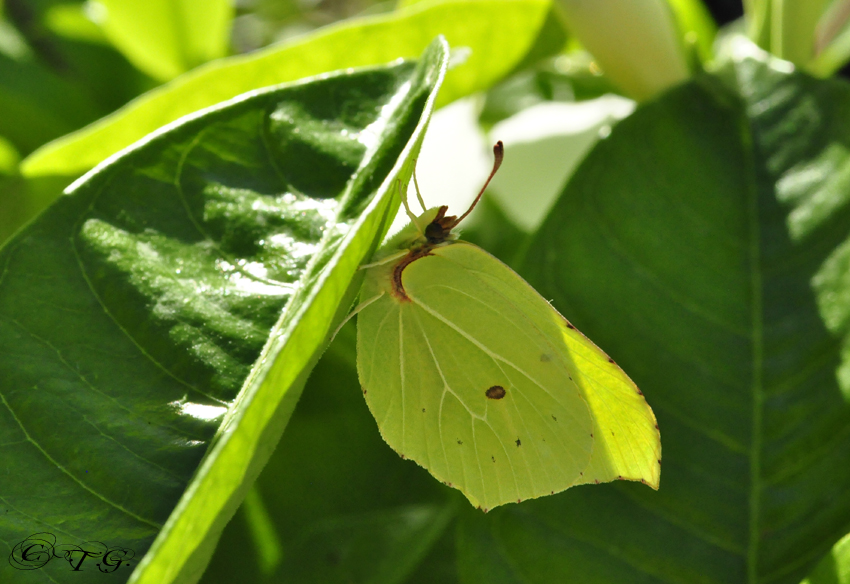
0 52 101 154
479 42 850 584
0 173 69 245
0 39 447 584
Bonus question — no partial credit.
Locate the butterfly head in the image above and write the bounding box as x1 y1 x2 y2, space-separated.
424 206 457 244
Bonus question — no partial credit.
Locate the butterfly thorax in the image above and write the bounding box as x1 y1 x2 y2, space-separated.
375 205 459 259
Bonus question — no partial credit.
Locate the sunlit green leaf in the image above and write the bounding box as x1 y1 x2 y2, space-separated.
22 0 551 178
96 0 234 81
43 3 109 44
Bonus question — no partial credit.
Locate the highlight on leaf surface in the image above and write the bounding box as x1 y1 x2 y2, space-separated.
355 143 662 511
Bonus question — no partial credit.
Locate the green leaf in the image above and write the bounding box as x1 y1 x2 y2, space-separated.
802 531 850 583
0 52 102 154
474 39 850 584
770 0 831 66
0 39 448 584
0 173 70 246
0 134 19 174
501 3 569 75
42 3 110 45
96 0 234 81
0 6 153 156
665 0 717 64
21 0 552 179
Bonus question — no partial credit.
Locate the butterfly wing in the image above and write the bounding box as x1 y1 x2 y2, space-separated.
360 239 654 510
429 243 662 491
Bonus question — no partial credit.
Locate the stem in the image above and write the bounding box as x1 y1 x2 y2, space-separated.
746 0 772 51
771 0 831 64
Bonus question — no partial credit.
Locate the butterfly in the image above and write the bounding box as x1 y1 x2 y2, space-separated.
354 142 660 511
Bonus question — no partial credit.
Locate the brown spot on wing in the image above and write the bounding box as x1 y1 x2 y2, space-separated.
485 385 506 399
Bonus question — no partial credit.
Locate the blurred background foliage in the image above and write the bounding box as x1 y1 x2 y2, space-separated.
0 0 711 246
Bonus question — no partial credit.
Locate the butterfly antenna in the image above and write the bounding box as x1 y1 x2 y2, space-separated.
398 179 424 236
451 141 504 228
413 167 427 212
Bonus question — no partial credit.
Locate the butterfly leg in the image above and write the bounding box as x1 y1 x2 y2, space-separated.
398 178 424 237
327 292 385 344
359 250 408 270
413 166 427 212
